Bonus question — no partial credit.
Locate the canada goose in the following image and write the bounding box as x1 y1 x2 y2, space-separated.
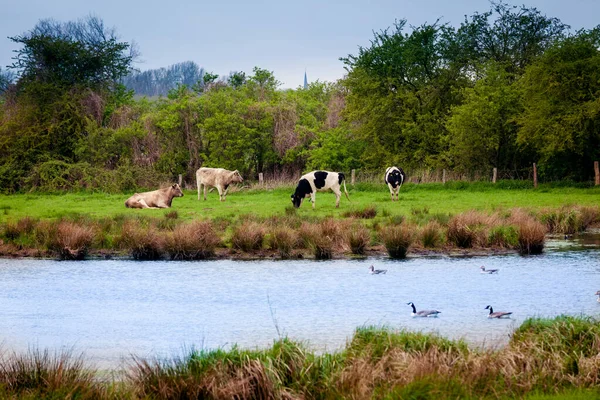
480 266 499 274
369 265 387 274
485 305 512 319
596 290 600 302
407 302 441 317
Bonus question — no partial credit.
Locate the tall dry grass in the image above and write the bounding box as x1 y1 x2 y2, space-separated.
165 221 220 260
446 210 496 248
231 221 265 252
118 220 164 260
345 223 372 255
380 224 415 258
510 209 546 255
268 226 298 259
50 221 95 260
419 220 445 248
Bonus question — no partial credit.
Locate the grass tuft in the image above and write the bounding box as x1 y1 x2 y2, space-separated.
165 221 220 260
380 224 415 259
268 226 297 259
345 224 372 255
231 222 265 252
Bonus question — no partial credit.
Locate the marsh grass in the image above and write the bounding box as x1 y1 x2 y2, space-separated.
446 210 494 248
50 221 95 260
540 206 600 234
118 220 164 260
268 226 297 258
511 209 546 255
0 317 599 398
231 221 265 252
487 224 519 248
342 206 377 219
345 223 371 255
299 219 346 259
165 221 220 260
380 224 415 258
419 220 445 248
0 349 103 399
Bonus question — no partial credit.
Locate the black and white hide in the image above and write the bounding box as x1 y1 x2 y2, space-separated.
291 170 350 209
384 166 405 201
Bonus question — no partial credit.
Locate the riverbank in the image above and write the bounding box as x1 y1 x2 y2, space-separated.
1 316 599 399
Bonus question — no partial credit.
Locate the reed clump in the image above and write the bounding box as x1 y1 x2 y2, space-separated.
299 219 345 259
165 220 220 260
0 350 103 399
380 224 415 258
510 209 546 255
231 221 265 252
345 223 372 255
419 220 445 248
268 226 297 258
342 206 377 219
118 220 164 260
446 210 494 248
50 221 95 260
540 205 600 234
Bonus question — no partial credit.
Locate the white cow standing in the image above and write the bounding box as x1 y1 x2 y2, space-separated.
385 166 406 201
196 167 244 201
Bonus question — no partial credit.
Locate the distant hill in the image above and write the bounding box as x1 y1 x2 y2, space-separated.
122 61 204 97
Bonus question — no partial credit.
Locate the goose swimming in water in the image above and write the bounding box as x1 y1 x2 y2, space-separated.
480 266 499 274
596 290 600 302
369 265 387 274
407 302 441 317
485 305 512 319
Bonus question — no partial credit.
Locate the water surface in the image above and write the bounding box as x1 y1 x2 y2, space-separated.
0 239 599 368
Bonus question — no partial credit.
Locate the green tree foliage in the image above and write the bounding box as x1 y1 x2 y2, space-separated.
9 16 133 91
518 29 600 180
447 62 524 174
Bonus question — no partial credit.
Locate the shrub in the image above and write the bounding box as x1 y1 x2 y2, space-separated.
231 222 265 252
268 227 297 259
118 221 164 260
50 221 95 260
345 224 371 255
165 221 220 260
380 224 415 259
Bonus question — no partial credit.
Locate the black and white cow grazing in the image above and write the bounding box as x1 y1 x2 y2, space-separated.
291 170 350 209
385 166 406 201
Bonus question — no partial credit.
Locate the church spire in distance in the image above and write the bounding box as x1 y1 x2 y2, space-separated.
303 69 308 89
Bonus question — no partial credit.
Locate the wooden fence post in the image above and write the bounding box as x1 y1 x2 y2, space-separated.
533 163 538 188
351 169 355 185
492 168 497 184
178 174 182 187
258 172 264 186
595 161 599 186
442 169 446 184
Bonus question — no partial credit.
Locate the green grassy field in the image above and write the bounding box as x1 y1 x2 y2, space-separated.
1 182 599 222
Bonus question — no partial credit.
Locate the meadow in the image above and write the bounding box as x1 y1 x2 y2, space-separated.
1 181 599 222
0 181 598 260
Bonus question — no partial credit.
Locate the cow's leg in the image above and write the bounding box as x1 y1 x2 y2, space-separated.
197 180 201 200
387 183 394 201
137 199 151 209
333 188 342 208
311 193 316 209
203 184 207 201
217 185 224 202
222 185 229 201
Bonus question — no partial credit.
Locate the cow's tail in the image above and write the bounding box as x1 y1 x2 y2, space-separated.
342 174 351 202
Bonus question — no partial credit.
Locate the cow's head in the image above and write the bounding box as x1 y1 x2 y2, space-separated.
291 178 312 208
232 170 244 183
171 183 184 197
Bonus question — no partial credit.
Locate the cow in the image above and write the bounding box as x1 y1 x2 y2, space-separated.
196 167 244 201
385 166 406 201
291 170 350 209
125 184 184 209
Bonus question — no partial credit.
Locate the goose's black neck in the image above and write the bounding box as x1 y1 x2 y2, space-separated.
410 303 416 313
488 306 494 314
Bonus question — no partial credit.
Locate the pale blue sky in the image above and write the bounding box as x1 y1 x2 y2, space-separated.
1 0 599 88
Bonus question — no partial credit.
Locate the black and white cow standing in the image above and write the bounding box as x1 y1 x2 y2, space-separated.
291 170 350 209
385 166 406 201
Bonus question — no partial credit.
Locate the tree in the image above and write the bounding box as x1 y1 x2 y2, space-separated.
517 29 600 180
9 15 134 91
446 62 523 175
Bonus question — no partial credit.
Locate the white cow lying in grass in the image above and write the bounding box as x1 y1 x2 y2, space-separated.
125 184 184 209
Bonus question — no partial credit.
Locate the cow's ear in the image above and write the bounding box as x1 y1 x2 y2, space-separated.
172 184 177 188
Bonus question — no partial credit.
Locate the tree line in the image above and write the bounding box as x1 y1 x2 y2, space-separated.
0 3 599 192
